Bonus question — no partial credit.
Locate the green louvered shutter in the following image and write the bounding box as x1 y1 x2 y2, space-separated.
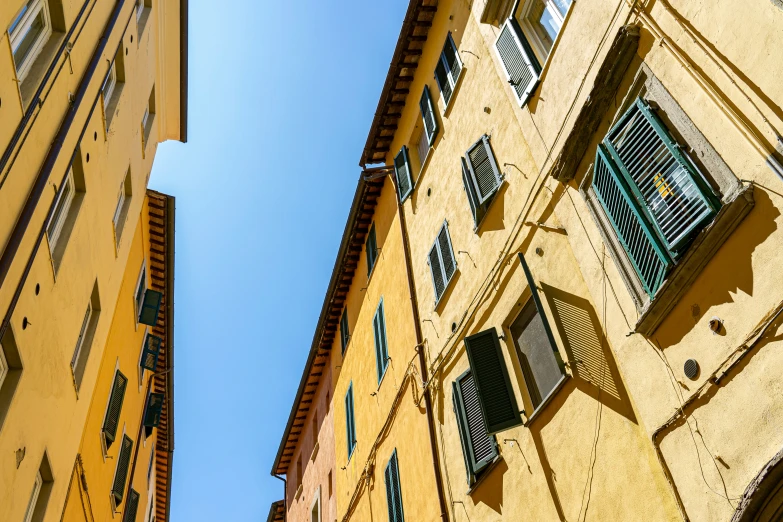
604 98 720 254
453 371 498 481
143 392 165 428
123 489 140 522
340 308 350 355
384 451 405 522
427 222 456 303
434 33 462 105
465 135 503 205
345 384 356 458
419 86 439 145
593 145 673 296
138 289 162 326
103 371 128 446
373 299 389 383
495 19 541 106
394 147 413 202
366 224 378 276
140 334 162 371
464 329 522 434
112 435 133 503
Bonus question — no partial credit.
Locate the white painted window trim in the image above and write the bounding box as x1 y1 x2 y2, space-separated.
100 359 121 461
47 168 75 251
70 300 93 374
134 261 147 326
103 61 118 113
141 106 150 134
310 486 321 522
136 0 145 20
515 0 570 65
112 182 126 238
23 470 43 522
8 0 53 83
0 341 8 392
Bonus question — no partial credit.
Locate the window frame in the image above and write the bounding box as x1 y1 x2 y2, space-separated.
0 340 7 392
134 262 147 326
8 0 53 84
310 486 321 522
70 300 93 375
514 0 571 66
46 167 75 251
102 61 118 113
22 470 43 522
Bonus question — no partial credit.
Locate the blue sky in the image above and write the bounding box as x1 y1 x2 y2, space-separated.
147 0 408 519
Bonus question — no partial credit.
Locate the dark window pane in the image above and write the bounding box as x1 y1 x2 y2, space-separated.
511 301 562 408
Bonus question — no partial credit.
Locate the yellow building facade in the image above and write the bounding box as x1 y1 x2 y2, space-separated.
0 0 185 520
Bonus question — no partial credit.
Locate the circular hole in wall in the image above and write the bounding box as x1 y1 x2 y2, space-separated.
130 35 133 43
535 247 544 256
85 153 90 163
35 284 40 296
94 131 97 141
451 322 457 333
427 187 432 197
22 317 29 330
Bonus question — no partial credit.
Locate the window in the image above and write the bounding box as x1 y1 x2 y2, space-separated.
365 224 378 276
494 16 542 106
141 86 156 152
419 86 438 146
514 0 571 64
47 167 75 251
463 329 522 434
111 434 133 506
311 409 319 446
461 135 503 227
416 129 429 170
113 170 132 247
394 146 414 202
339 308 349 355
434 33 463 106
591 98 720 298
373 298 389 383
0 336 9 392
142 392 165 429
345 383 356 460
123 489 140 522
453 370 499 485
23 471 42 522
296 455 303 487
8 0 53 83
71 283 100 389
136 0 152 36
427 222 456 305
384 450 405 522
136 0 145 19
103 61 117 112
70 302 92 375
102 370 127 449
138 288 163 326
140 333 162 373
310 487 321 522
135 264 147 321
147 443 155 483
0 329 23 431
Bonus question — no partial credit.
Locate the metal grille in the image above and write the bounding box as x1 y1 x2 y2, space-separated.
458 373 496 466
593 151 670 296
496 21 536 103
609 104 716 252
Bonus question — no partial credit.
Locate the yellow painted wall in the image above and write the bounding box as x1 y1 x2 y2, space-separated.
0 0 181 520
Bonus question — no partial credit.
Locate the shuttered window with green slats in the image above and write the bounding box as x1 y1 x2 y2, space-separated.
140 333 162 372
138 289 162 326
427 222 457 305
345 383 356 460
394 146 414 202
112 435 133 504
123 489 139 522
340 308 350 355
494 18 541 107
453 370 499 484
373 298 389 383
592 98 720 297
434 33 463 106
143 392 165 428
419 86 439 146
384 450 405 522
103 371 127 448
462 135 503 227
464 329 522 434
366 224 378 277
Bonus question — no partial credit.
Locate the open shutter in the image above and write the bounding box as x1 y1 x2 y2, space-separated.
138 289 162 326
340 309 349 355
465 135 502 205
593 145 673 296
427 243 445 301
517 252 566 373
437 225 456 283
453 371 498 481
605 99 720 254
495 19 541 106
428 222 457 303
464 329 522 434
419 86 439 145
123 489 140 522
394 147 413 202
384 451 405 522
461 158 481 224
444 33 462 88
366 225 378 276
143 392 165 428
103 371 128 445
140 334 162 371
112 435 133 503
373 301 389 383
434 58 452 106
345 385 356 458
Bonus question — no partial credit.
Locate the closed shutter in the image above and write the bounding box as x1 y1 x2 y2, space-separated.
340 309 349 355
140 334 162 371
605 99 720 254
593 145 672 296
427 223 457 303
464 329 522 434
495 19 541 106
384 451 405 522
465 135 502 205
419 86 439 145
103 371 128 445
143 392 165 428
366 224 378 276
112 435 133 503
373 300 389 383
453 371 498 481
394 147 413 202
138 289 162 326
123 489 140 522
434 59 452 106
345 384 356 458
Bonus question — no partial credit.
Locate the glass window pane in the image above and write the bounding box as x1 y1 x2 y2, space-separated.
551 0 572 17
13 9 45 67
526 0 558 53
511 301 562 409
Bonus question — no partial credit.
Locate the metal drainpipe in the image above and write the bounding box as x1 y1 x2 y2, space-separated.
0 0 134 341
366 167 450 522
273 474 287 519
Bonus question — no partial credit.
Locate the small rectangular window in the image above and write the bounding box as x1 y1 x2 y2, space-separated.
47 168 75 251
141 86 156 152
9 0 53 83
113 170 132 246
345 383 356 460
310 487 321 522
514 0 571 64
135 264 147 321
102 371 128 448
0 339 7 392
140 333 162 372
70 302 91 374
22 471 42 522
373 299 389 383
340 309 349 355
103 62 117 112
384 450 405 522
71 283 100 389
434 33 463 106
365 224 378 276
427 222 457 304
123 489 140 522
143 392 165 428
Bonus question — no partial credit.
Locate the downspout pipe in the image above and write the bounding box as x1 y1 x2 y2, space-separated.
367 167 450 522
272 474 287 519
0 0 133 339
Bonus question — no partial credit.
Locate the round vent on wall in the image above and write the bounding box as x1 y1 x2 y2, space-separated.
684 359 700 380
